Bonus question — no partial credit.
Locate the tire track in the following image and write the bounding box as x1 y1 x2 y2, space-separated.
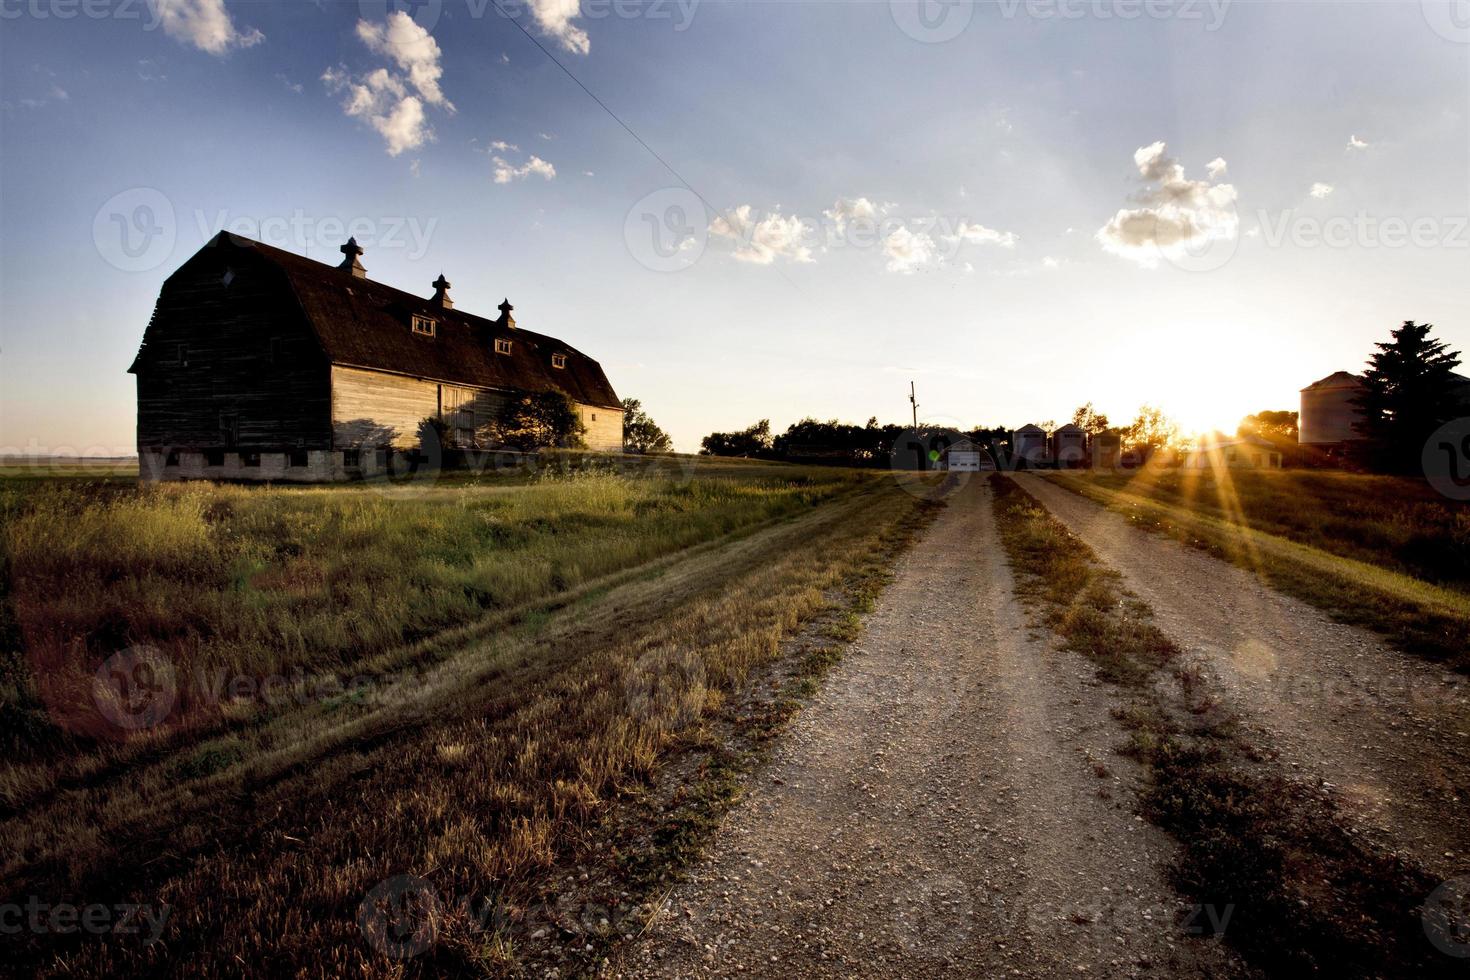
1018 473 1470 882
618 478 1247 979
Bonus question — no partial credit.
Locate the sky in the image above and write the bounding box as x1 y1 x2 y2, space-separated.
1 0 1468 454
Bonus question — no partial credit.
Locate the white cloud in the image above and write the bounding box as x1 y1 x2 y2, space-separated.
823 197 881 233
539 132 555 140
1096 141 1239 267
1310 182 1334 199
493 153 557 184
709 205 814 265
883 226 935 274
155 0 263 55
323 67 429 157
356 13 452 109
943 221 1018 249
527 0 591 55
1347 134 1371 151
489 139 518 152
324 15 452 157
1205 157 1227 179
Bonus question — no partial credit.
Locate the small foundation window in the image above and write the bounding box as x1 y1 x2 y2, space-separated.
551 353 566 369
241 452 261 468
165 451 180 468
343 449 361 468
204 449 225 467
412 315 437 337
288 449 309 468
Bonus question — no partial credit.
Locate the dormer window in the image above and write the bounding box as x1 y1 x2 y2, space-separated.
412 315 436 337
495 338 513 355
551 353 567 369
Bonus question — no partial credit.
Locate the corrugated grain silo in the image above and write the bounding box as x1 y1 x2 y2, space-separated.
1299 371 1365 447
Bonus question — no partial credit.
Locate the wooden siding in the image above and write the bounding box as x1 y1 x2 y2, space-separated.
579 405 624 453
133 248 331 450
331 366 440 449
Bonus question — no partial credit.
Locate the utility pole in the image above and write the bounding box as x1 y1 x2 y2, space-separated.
909 380 918 432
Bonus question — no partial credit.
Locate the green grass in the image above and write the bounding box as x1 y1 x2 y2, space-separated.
991 474 1451 978
1057 468 1470 589
1048 470 1470 672
1 464 864 759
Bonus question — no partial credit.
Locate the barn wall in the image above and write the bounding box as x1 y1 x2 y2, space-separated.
331 366 440 449
134 250 331 452
579 405 624 453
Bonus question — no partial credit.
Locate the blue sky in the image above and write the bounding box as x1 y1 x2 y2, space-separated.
2 0 1468 453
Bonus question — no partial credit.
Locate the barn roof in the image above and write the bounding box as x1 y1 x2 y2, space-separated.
142 233 622 409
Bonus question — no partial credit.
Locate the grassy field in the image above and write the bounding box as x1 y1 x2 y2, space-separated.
991 474 1451 978
1046 468 1470 670
0 457 938 976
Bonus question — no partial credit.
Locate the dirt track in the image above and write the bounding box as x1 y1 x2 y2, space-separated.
1017 474 1470 882
618 479 1247 979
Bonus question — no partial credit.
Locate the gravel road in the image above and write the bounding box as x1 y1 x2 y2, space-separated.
616 478 1247 979
1017 474 1470 882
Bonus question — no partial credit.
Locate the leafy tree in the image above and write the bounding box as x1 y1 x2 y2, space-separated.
1071 402 1111 435
1124 405 1180 454
700 419 773 458
1352 321 1464 473
491 389 586 452
1238 410 1298 446
621 397 673 455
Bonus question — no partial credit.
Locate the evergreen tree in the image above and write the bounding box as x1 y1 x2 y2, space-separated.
1352 321 1462 473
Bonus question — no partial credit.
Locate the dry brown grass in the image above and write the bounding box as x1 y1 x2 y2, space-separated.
2 467 937 976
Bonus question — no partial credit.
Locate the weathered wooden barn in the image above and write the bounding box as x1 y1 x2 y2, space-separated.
130 233 624 481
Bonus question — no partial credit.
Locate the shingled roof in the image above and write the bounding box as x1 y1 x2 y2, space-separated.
140 232 622 409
